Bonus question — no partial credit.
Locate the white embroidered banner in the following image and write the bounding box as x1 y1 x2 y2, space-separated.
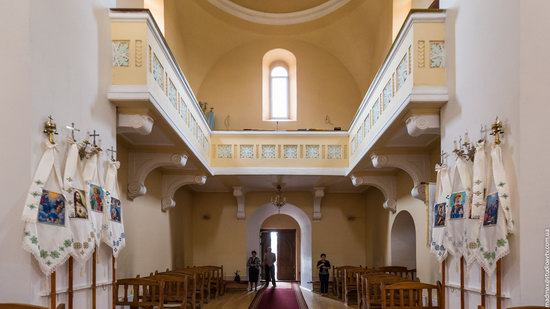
444 157 472 259
102 160 125 258
21 141 73 276
82 152 107 246
63 140 96 264
430 164 451 262
475 144 513 275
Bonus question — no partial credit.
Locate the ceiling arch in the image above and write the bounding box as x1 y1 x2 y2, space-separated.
208 0 352 25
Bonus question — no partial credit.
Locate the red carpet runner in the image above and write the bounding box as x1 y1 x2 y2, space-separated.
249 283 308 309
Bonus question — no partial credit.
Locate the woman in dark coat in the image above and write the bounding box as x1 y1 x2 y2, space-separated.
247 250 261 291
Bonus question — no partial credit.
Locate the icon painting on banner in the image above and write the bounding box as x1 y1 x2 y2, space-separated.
71 189 88 219
449 191 466 219
38 190 66 226
110 197 122 223
89 184 104 212
483 193 499 226
433 203 446 227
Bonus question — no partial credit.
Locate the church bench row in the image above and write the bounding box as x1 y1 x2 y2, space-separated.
114 265 224 309
329 265 417 305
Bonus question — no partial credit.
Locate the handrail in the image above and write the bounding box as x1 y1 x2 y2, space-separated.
347 9 446 132
110 8 212 136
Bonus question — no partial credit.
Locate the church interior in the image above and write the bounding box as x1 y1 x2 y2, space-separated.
1 0 549 308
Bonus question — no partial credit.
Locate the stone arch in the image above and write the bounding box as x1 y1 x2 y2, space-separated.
390 210 416 269
246 203 312 289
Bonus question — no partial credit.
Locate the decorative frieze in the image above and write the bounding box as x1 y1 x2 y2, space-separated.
430 41 445 68
112 40 130 67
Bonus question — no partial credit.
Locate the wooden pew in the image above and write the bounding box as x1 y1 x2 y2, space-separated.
362 274 411 309
381 281 442 309
114 277 165 308
343 267 369 305
199 265 224 300
377 266 409 278
147 274 190 308
333 265 358 300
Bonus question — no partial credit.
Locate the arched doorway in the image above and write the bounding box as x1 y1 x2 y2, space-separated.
260 214 301 281
391 210 416 269
246 203 312 289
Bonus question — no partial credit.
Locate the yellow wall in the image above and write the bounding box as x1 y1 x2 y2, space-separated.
163 0 393 130
116 142 177 278
177 190 371 278
198 40 361 130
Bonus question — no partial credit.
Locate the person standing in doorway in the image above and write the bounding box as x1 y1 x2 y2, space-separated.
317 253 331 295
263 247 277 288
247 250 261 291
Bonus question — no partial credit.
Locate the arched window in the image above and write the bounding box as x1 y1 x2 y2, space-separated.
270 65 290 119
262 49 297 122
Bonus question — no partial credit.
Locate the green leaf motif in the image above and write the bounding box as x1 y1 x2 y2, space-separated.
50 250 60 259
31 191 41 197
35 180 44 186
64 239 72 248
497 239 507 247
40 250 48 259
30 236 38 245
27 204 36 210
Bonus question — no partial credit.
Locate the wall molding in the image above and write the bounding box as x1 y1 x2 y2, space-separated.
351 175 397 213
370 153 431 202
161 175 207 211
233 186 247 220
207 0 351 25
118 113 155 135
312 187 325 221
127 152 188 200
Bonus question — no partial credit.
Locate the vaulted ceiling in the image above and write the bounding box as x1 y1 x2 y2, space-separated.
163 0 393 98
229 0 331 13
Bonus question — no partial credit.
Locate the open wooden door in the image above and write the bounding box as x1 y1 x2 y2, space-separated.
276 230 296 281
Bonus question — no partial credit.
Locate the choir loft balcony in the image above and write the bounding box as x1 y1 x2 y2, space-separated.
108 9 446 176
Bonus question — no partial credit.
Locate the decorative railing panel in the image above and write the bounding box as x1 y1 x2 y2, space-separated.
348 10 447 169
210 131 348 175
109 10 211 167
108 10 446 176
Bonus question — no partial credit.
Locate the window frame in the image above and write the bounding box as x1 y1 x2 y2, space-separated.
269 62 291 120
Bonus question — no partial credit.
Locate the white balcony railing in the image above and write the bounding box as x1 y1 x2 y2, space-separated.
108 9 446 176
109 9 211 168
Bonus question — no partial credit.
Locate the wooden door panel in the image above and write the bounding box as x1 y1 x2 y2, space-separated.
277 230 296 281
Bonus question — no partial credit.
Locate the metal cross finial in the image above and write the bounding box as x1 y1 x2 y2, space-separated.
89 130 100 146
440 151 449 165
479 124 488 143
66 122 80 141
43 115 59 144
490 117 504 145
107 146 117 161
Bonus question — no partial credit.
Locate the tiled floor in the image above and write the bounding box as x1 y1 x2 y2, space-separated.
204 282 353 309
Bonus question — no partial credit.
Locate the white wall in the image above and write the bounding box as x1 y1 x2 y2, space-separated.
440 0 549 307
0 0 116 306
518 0 550 306
391 211 417 270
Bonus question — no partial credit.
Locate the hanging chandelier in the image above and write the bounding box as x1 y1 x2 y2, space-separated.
271 185 287 212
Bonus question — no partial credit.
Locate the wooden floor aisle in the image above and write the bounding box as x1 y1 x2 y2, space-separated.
204 282 354 309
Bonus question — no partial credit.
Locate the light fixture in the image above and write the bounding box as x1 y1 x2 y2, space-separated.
271 184 287 213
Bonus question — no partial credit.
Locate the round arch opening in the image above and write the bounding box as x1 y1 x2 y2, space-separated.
246 203 312 289
391 210 416 269
260 214 301 282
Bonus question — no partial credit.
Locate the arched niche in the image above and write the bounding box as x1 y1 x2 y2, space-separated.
261 214 301 281
246 203 312 289
390 210 416 270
